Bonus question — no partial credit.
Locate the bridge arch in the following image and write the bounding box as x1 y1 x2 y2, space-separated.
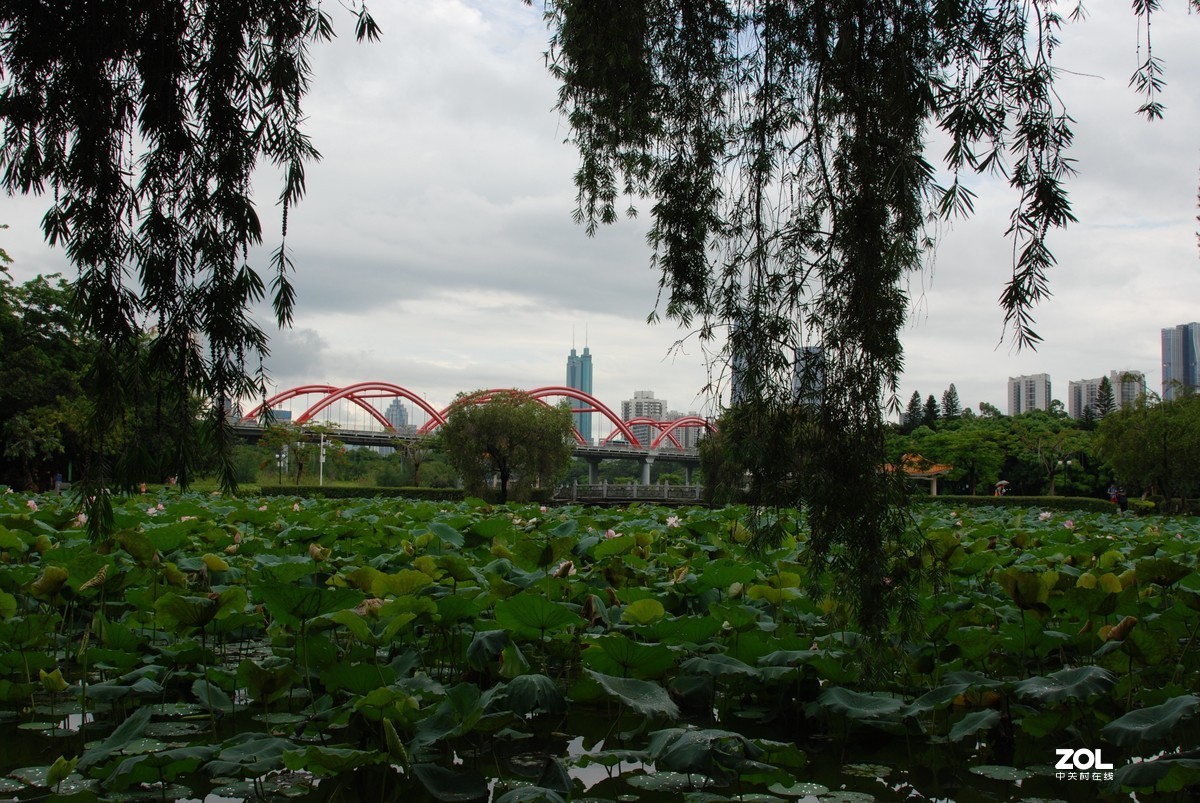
418 386 642 446
242 383 446 431
649 415 716 449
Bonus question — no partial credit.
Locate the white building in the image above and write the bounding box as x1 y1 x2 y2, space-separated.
1007 373 1051 415
622 390 667 447
1109 370 1146 409
1067 377 1102 420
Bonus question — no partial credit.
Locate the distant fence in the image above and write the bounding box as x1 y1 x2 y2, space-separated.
555 482 705 504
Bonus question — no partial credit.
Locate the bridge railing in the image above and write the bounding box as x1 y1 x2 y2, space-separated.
555 481 705 503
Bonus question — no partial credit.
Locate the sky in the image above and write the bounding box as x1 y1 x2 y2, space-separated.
3 2 1199 435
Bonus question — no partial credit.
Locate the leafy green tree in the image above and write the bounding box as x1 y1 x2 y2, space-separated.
1095 394 1200 510
918 421 1008 496
259 422 340 486
0 274 91 489
438 391 573 503
1095 376 1116 418
1011 412 1090 496
941 384 961 420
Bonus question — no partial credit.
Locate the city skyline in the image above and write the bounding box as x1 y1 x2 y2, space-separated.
2 3 1198 419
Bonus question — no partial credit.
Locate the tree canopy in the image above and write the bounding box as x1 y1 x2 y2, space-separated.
438 390 574 504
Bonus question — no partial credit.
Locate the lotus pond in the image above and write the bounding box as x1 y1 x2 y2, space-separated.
0 490 1198 802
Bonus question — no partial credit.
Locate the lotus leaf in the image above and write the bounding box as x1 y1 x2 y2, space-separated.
584 633 677 679
948 709 1002 742
495 591 584 640
281 744 384 777
1112 753 1200 793
502 673 566 717
1014 666 1117 703
621 598 666 626
411 762 490 802
647 727 764 784
967 765 1031 781
76 707 152 772
103 745 215 791
585 670 679 719
818 687 906 720
494 786 567 803
1102 694 1200 746
204 733 296 777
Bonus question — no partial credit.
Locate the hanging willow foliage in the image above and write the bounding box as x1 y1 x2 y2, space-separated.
0 1 378 539
542 0 1192 635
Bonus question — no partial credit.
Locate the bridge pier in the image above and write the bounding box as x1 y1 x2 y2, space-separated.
639 454 655 485
585 456 602 484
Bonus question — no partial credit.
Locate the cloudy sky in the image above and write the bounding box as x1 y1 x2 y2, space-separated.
4 2 1199 434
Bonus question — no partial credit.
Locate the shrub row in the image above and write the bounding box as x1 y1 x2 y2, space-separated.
919 494 1118 514
257 485 464 501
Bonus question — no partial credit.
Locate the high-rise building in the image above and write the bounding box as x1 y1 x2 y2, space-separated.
565 344 594 443
622 390 666 447
663 410 702 448
1067 377 1102 420
1007 373 1051 415
1109 370 1146 408
1161 322 1200 400
384 398 410 431
792 345 825 407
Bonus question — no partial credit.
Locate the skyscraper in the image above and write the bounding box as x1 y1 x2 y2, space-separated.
622 390 667 447
1007 373 1051 415
384 398 409 431
565 344 594 443
1161 322 1200 400
1067 378 1102 420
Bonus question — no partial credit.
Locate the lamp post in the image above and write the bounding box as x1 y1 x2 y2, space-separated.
318 433 326 487
276 452 282 485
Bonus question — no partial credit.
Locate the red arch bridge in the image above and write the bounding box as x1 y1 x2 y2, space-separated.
233 383 715 486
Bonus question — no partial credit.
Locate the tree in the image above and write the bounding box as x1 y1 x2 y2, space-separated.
1095 376 1116 418
438 391 574 503
0 273 91 489
941 384 961 420
1011 412 1090 496
923 395 940 429
1095 394 1200 510
0 0 379 534
903 392 924 433
259 422 340 486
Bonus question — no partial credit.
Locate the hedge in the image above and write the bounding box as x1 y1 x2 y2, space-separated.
257 485 464 502
918 495 1117 514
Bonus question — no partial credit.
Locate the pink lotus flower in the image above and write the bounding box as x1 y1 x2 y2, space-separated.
666 515 681 528
146 506 157 516
257 505 267 511
74 512 88 527
156 503 165 511
539 505 548 513
180 515 197 522
26 499 37 512
292 502 301 511
1063 519 1075 530
605 528 619 539
1039 511 1053 521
